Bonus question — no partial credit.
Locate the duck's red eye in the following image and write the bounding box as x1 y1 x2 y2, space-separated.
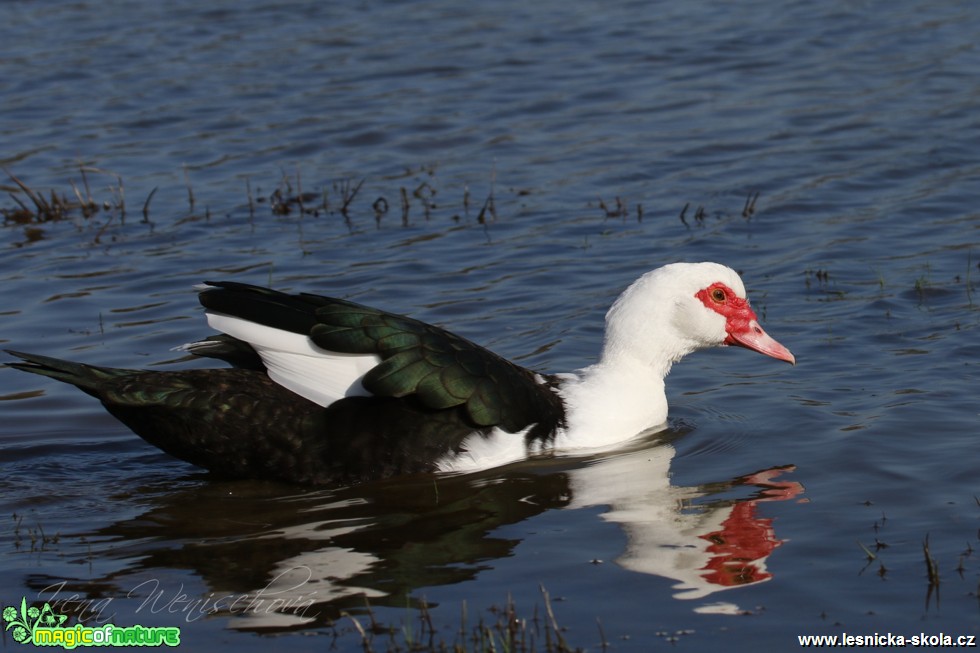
696 282 750 318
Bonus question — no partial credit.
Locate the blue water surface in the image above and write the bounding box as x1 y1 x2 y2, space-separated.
1 0 978 650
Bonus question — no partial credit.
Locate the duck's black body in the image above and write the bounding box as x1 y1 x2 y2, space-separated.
6 282 566 486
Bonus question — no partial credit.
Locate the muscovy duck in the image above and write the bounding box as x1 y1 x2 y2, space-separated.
6 262 794 485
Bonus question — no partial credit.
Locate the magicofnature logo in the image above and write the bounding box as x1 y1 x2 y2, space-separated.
3 598 180 648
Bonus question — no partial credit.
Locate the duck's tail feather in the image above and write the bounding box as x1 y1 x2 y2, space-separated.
4 350 122 397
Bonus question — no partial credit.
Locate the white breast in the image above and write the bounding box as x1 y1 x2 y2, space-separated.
434 427 537 473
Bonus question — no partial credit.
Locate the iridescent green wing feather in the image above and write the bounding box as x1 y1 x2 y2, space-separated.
307 298 555 432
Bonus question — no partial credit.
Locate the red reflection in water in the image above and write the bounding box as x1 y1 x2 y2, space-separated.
699 466 803 587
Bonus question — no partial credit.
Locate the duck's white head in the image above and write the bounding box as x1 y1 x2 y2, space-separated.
601 262 795 374
557 262 794 448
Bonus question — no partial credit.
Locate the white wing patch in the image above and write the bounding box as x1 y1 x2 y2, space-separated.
202 312 380 407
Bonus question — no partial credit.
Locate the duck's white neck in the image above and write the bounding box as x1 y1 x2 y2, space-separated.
556 354 670 449
555 269 715 449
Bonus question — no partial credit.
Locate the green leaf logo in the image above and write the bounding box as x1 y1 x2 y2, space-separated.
3 598 68 645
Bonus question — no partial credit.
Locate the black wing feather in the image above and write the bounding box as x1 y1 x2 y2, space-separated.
199 282 564 434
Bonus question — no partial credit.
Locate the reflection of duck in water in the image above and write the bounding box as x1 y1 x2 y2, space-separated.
696 467 803 592
26 435 802 630
570 443 803 607
7 262 793 486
